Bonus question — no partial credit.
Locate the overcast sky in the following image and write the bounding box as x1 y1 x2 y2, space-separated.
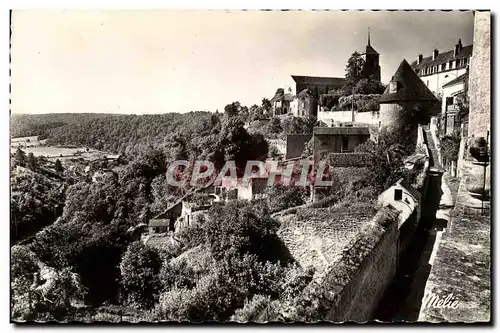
10 10 473 115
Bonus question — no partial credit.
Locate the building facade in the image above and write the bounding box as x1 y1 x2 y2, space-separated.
410 38 472 97
441 72 468 135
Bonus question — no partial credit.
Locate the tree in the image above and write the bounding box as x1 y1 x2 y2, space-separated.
262 98 272 113
440 132 461 168
224 102 241 117
204 201 280 262
27 152 38 170
120 241 162 309
342 51 366 94
354 78 385 95
14 147 26 167
54 159 64 173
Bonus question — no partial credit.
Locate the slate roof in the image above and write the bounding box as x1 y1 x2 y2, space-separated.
379 59 439 104
410 44 473 72
291 75 345 87
365 44 379 55
442 72 469 88
314 126 370 135
397 178 422 201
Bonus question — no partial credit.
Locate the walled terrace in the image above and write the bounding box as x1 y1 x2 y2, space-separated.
418 157 491 322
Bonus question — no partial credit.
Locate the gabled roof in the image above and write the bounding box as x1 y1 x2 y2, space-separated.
442 72 469 88
314 126 370 135
291 75 345 87
410 45 473 71
379 59 439 104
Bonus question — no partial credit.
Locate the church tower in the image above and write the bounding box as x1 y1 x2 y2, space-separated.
362 29 381 82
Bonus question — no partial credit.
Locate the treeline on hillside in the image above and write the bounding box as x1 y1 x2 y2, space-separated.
10 113 114 139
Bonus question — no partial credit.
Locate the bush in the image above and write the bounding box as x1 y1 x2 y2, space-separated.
266 184 307 213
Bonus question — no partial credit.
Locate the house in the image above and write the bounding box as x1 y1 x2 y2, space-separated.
91 169 118 182
271 88 297 116
295 88 318 118
312 126 371 162
441 71 468 135
410 38 472 97
148 219 170 234
378 178 421 226
379 59 440 142
149 200 183 234
237 177 269 201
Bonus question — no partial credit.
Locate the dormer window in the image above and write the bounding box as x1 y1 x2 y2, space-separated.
389 81 398 93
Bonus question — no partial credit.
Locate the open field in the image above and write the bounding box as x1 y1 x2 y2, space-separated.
10 136 119 160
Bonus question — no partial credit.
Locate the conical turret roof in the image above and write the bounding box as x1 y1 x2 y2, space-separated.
379 59 438 104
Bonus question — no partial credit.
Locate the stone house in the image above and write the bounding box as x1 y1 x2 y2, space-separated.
148 219 170 234
271 89 297 116
312 126 370 162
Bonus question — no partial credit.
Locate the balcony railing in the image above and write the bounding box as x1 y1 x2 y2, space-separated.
446 104 459 112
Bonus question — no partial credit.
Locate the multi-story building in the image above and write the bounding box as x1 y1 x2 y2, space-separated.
410 38 472 98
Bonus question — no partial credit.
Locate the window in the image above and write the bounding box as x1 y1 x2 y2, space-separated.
446 97 454 106
426 80 429 87
456 60 460 68
394 189 403 201
449 60 453 69
441 63 446 71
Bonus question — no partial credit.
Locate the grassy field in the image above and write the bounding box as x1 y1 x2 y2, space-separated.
10 136 113 160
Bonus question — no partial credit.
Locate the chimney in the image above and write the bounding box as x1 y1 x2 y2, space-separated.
418 54 423 64
432 49 439 61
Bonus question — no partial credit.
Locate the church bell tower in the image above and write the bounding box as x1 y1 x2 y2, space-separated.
363 28 381 82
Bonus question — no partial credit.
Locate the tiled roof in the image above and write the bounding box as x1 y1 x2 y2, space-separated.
379 59 439 104
291 75 345 86
442 72 469 88
314 126 370 135
410 45 472 71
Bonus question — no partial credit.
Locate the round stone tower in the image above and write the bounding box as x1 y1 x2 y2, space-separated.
378 59 440 142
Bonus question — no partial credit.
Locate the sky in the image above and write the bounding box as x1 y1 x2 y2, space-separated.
10 10 474 115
